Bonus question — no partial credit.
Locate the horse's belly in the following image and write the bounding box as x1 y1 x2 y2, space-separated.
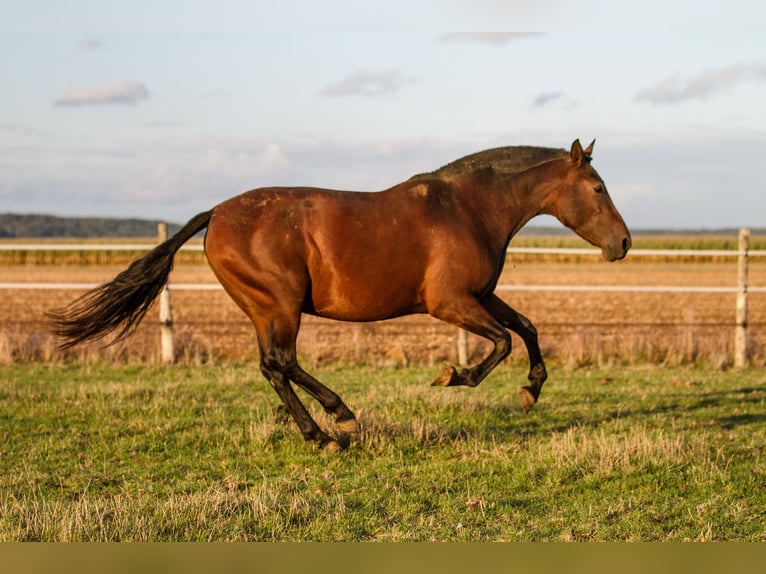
307 276 425 321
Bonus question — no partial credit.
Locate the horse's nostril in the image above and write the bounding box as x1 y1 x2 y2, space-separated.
622 236 632 252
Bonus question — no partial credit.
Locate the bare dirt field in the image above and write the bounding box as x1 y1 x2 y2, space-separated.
2 257 765 367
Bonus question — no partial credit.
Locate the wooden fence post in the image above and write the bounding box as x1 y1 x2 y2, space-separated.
457 329 468 366
734 227 749 368
158 222 175 364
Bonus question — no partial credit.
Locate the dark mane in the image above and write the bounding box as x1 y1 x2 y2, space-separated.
410 146 567 180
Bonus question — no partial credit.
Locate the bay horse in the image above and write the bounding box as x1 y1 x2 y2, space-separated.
49 139 631 451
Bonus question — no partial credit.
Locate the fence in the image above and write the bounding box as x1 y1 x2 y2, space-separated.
1 227 764 366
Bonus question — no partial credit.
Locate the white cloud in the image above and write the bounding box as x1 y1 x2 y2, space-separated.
54 81 150 107
438 32 543 45
5 126 765 230
636 63 766 104
198 143 289 183
320 70 413 97
118 140 293 212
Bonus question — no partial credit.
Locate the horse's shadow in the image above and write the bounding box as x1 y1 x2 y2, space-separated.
352 382 766 447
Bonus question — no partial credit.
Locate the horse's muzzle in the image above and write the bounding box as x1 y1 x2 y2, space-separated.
603 235 632 262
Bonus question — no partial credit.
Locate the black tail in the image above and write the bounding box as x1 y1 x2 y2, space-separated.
48 210 213 349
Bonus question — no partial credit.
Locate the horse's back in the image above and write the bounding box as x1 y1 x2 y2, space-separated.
204 185 446 320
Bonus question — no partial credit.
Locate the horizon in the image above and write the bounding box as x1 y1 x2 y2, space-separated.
2 211 763 237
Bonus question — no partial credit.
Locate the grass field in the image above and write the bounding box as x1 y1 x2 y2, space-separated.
2 233 764 542
1 361 764 541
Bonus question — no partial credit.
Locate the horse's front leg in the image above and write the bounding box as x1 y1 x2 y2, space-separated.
482 293 548 413
428 295 512 388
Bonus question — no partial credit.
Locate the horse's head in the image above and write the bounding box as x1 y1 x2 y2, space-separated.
547 139 631 261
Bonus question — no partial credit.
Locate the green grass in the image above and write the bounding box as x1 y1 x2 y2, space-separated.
0 361 764 541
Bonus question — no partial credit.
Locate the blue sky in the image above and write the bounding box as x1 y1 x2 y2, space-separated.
2 0 766 229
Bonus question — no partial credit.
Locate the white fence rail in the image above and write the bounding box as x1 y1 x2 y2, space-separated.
1 227 762 365
3 283 766 293
0 243 204 251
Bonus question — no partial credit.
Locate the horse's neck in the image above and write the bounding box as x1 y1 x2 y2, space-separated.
477 159 565 239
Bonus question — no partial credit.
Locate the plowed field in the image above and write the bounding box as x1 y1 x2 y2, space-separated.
2 258 765 366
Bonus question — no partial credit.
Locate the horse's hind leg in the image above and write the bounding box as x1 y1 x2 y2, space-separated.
483 294 547 413
288 367 360 437
255 314 342 451
260 358 340 451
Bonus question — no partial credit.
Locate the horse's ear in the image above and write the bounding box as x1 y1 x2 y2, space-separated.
570 139 594 167
570 139 584 166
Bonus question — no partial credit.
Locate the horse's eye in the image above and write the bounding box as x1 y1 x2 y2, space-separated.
594 184 605 194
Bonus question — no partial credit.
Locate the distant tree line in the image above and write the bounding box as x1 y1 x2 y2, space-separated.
0 213 181 238
0 212 761 239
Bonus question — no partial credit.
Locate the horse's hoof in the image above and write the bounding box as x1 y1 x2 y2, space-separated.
431 366 455 387
321 440 343 453
431 364 472 387
518 386 537 414
336 417 360 436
